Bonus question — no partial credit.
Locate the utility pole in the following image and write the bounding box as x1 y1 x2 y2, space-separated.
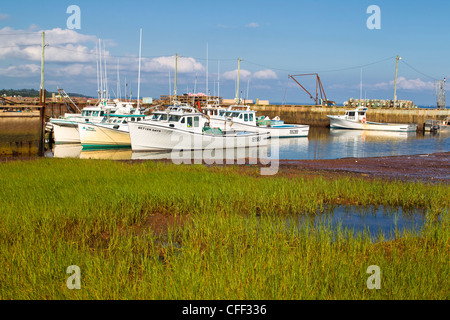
40 32 45 104
393 55 401 108
235 58 241 104
39 31 46 156
137 28 142 110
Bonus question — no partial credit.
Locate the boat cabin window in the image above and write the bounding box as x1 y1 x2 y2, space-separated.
239 114 243 119
93 111 99 116
161 114 168 121
122 120 127 124
249 114 253 121
131 117 135 122
194 116 199 127
169 115 182 122
187 117 193 128
244 114 248 122
348 112 355 117
358 112 366 116
181 117 185 124
151 114 159 120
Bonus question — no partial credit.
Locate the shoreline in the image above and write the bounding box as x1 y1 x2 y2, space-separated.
2 151 448 183
276 151 450 183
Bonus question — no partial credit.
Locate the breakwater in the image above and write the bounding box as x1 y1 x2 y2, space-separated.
251 105 450 131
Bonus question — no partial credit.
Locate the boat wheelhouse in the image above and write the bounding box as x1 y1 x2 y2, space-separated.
208 105 310 138
128 106 268 152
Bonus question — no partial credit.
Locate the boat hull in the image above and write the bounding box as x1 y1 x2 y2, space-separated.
78 123 131 149
210 119 309 138
327 116 417 132
51 120 80 144
128 121 268 152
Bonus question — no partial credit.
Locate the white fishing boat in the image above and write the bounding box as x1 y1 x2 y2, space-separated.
128 106 268 152
208 105 310 138
78 113 146 149
327 107 417 132
50 100 134 144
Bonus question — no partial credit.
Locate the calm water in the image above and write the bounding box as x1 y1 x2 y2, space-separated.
296 205 427 241
45 127 450 161
277 127 450 160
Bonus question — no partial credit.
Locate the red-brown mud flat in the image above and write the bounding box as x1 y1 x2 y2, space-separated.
276 152 450 183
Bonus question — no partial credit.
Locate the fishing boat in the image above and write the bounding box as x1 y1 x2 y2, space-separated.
78 112 146 149
208 105 310 138
50 100 134 144
327 107 417 132
128 106 268 152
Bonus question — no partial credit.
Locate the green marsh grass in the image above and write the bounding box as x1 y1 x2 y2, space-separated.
0 158 448 299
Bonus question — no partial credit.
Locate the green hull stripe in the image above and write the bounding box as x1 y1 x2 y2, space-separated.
82 144 131 150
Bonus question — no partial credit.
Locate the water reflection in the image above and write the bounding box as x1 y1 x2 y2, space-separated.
48 127 449 161
52 144 83 158
280 127 449 160
81 149 132 160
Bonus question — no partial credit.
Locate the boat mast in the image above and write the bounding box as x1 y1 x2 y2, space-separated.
246 79 250 101
174 53 178 100
137 28 142 110
360 68 362 107
235 58 241 104
206 43 209 98
99 39 103 103
117 58 120 100
217 60 220 102
168 71 171 103
104 42 108 101
96 41 100 101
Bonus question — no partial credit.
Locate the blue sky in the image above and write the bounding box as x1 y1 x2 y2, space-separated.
0 0 449 105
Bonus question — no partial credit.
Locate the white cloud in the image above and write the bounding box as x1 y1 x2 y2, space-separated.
222 69 252 80
141 55 204 73
373 77 434 91
53 64 96 76
0 14 9 21
246 22 259 28
0 27 99 63
0 64 40 77
253 69 278 80
222 69 277 81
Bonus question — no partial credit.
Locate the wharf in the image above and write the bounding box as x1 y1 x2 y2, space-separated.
250 105 450 131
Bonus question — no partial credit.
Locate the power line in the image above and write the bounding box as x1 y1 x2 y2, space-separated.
243 56 396 73
400 59 440 81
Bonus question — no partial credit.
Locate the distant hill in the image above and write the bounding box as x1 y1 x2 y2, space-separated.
0 88 91 98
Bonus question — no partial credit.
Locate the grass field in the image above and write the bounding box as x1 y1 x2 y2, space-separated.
0 158 448 299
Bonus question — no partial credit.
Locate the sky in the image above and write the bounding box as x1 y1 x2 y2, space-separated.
0 0 449 106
